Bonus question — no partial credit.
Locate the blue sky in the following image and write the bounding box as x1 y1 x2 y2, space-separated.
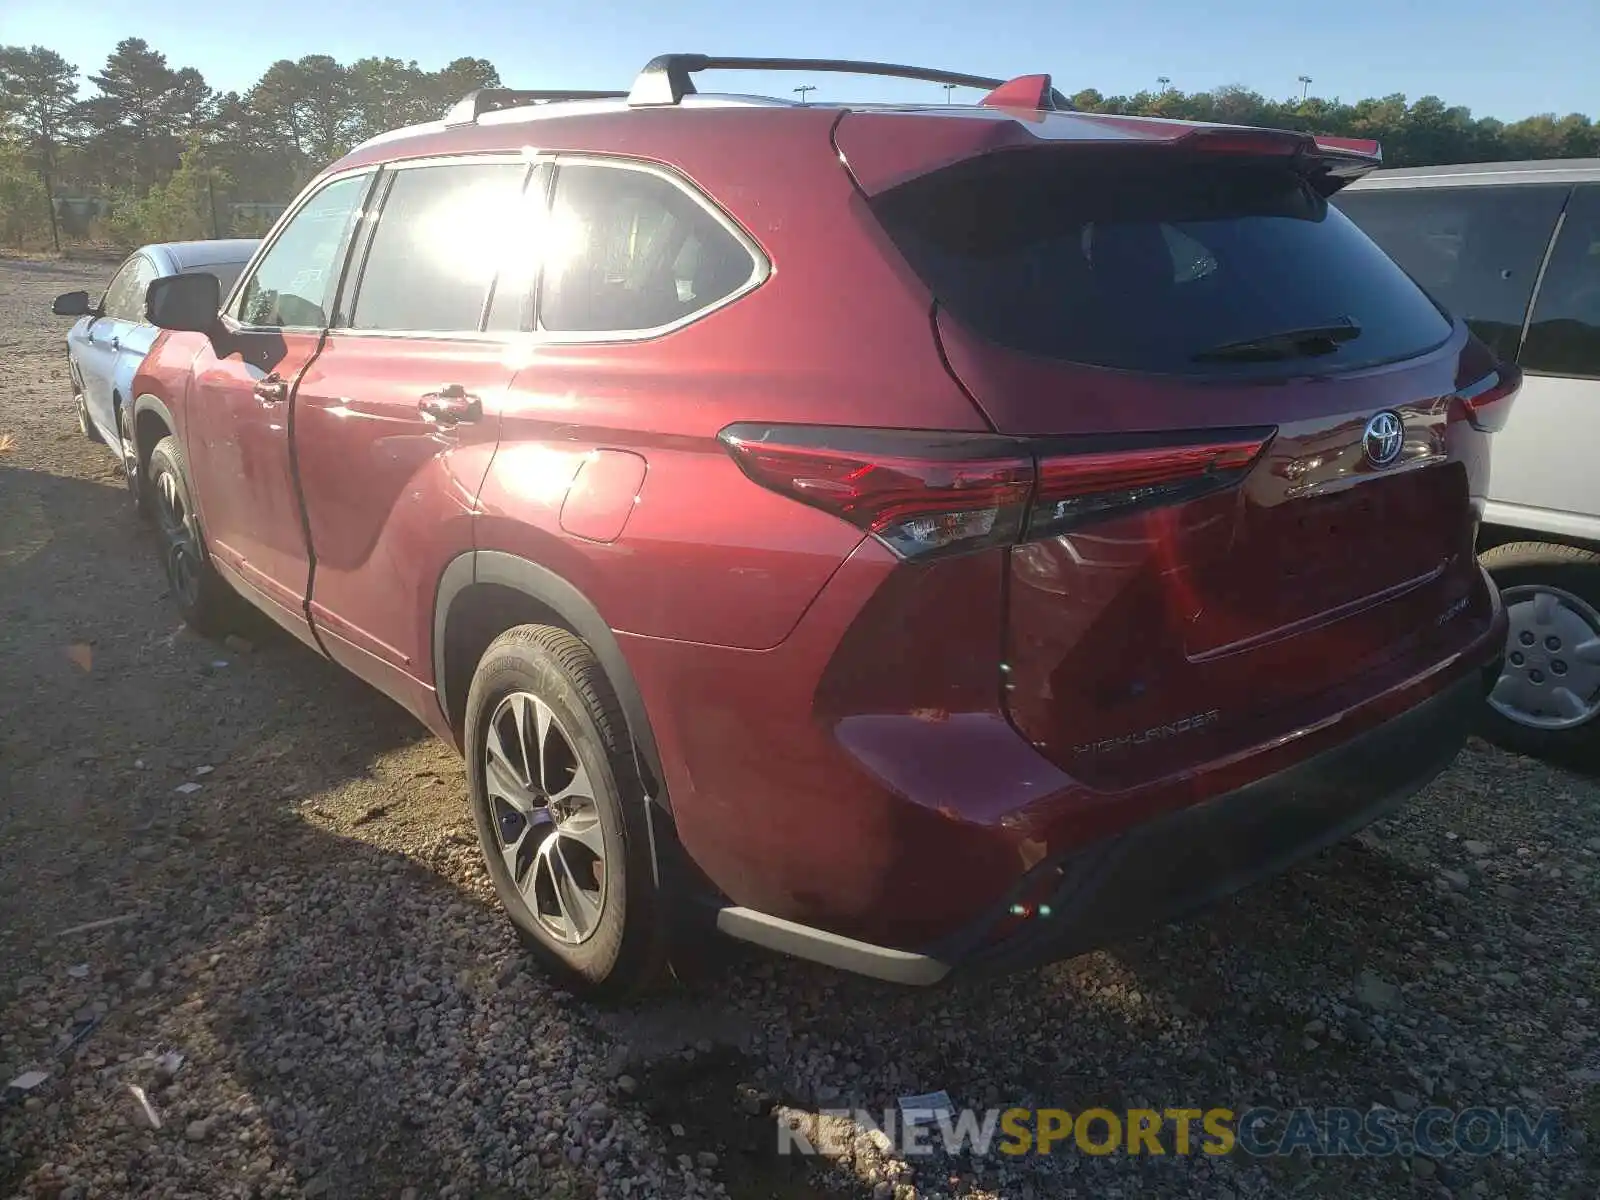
5 0 1596 121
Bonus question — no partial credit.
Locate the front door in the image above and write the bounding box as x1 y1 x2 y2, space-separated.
293 158 534 707
186 170 375 637
74 252 153 434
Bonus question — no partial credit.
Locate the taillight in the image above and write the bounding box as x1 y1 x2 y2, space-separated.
718 425 1033 560
1456 363 1522 433
719 424 1275 561
1027 435 1271 539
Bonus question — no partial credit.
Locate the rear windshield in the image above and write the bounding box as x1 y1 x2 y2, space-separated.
199 261 248 300
871 153 1455 376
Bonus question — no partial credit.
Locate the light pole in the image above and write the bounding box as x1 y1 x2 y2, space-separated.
1298 75 1313 102
794 84 816 105
943 83 956 103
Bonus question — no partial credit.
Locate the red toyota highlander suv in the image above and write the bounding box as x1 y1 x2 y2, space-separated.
128 55 1512 995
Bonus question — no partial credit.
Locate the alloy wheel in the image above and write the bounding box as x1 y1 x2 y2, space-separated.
483 691 608 944
154 468 200 610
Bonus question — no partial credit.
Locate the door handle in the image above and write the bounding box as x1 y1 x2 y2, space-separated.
253 373 288 405
419 384 482 425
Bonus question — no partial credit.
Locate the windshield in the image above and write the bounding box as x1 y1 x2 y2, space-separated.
871 153 1455 375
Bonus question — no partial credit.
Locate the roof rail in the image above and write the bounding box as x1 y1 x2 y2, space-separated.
626 55 1006 107
443 87 629 126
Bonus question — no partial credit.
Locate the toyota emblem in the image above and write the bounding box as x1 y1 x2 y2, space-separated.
1362 411 1404 468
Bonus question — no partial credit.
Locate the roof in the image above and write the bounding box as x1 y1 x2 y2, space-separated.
335 54 1379 183
336 97 1380 193
153 239 260 271
1344 158 1600 190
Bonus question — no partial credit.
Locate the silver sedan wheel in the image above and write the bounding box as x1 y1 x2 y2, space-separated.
484 691 607 944
154 467 200 610
1488 584 1600 731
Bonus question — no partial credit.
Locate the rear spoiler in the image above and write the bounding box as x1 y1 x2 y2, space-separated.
836 112 1387 197
1165 127 1383 193
1306 135 1384 190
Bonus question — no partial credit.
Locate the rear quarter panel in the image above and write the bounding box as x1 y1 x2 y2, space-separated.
1482 372 1600 532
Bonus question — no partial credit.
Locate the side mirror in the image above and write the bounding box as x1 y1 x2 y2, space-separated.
52 290 92 317
146 273 220 334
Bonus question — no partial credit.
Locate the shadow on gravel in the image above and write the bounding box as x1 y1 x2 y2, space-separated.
0 461 476 1196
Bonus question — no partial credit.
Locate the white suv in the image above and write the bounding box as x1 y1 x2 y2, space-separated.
1337 161 1600 761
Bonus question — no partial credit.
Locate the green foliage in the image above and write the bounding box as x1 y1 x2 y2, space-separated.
103 140 228 245
0 135 49 246
1065 84 1598 167
0 37 1594 253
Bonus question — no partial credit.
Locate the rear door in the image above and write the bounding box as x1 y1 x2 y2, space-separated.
867 146 1501 784
293 157 532 704
186 170 374 636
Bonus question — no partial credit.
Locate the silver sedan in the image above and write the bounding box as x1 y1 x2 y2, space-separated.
52 238 258 453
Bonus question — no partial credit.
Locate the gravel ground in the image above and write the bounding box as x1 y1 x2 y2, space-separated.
2 254 1598 1200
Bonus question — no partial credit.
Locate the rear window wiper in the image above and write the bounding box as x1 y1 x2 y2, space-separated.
1192 318 1362 362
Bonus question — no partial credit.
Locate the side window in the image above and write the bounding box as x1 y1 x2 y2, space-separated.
540 163 759 334
232 173 372 330
99 257 143 322
1334 184 1567 361
348 160 532 332
115 256 158 322
1521 184 1600 378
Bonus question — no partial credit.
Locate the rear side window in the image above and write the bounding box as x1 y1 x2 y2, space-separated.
540 163 759 334
1520 183 1600 378
348 161 533 333
872 153 1454 376
1334 183 1567 362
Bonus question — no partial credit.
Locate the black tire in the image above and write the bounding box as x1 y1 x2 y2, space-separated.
1479 540 1600 766
464 625 667 999
148 435 237 636
118 405 151 519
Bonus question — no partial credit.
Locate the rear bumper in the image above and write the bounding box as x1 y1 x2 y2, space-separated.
717 647 1503 985
941 651 1501 977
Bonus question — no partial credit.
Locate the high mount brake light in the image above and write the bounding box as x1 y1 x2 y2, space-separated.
1180 128 1308 157
719 424 1275 561
1455 364 1522 433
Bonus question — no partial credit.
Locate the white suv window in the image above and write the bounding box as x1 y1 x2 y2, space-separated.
1522 184 1600 378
